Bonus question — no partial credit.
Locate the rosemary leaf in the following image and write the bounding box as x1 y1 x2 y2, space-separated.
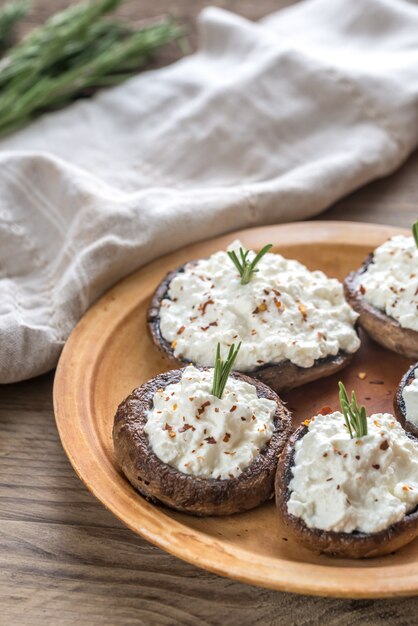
0 0 183 137
0 1 28 53
413 220 418 249
227 244 273 285
211 342 241 399
338 382 368 439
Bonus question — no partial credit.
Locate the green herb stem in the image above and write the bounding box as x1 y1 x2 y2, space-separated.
211 342 241 399
0 1 29 53
338 382 368 439
413 220 418 249
227 244 273 285
0 0 183 137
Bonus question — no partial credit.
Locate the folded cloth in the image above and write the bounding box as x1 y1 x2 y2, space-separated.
1 0 418 384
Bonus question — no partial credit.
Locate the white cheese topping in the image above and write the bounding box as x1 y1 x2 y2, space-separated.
360 235 418 332
402 368 418 428
287 412 418 534
159 240 360 370
144 365 276 479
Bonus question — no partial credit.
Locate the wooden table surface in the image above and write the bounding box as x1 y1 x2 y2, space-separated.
1 1 418 624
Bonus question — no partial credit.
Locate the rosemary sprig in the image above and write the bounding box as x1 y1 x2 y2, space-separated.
0 1 28 53
338 382 368 439
211 342 241 399
227 244 273 285
413 220 418 249
0 0 183 137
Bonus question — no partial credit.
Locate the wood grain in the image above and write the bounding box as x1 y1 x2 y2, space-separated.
1 0 418 624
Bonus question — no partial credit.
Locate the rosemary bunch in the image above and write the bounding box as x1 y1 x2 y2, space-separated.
227 244 273 285
0 0 183 137
0 1 28 52
338 382 368 438
413 220 418 249
211 342 241 399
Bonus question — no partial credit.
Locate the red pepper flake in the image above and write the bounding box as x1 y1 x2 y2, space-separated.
198 299 214 316
198 401 211 416
253 302 267 314
380 440 389 451
230 405 237 412
223 433 231 442
209 321 218 327
177 325 185 335
178 423 196 433
201 326 209 331
372 464 380 470
359 284 366 295
205 436 217 444
298 303 308 321
251 415 256 421
263 288 270 295
251 329 257 335
214 408 219 413
164 423 173 431
318 405 333 415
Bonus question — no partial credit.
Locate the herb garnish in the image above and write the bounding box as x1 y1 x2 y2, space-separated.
227 244 272 285
0 0 183 138
211 342 241 399
413 220 418 249
338 382 368 438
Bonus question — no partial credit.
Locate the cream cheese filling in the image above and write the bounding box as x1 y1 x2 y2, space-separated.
287 411 418 534
359 235 418 332
402 369 418 428
144 365 276 479
159 240 360 371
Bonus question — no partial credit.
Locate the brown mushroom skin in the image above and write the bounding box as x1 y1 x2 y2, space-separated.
344 254 418 359
148 263 358 394
275 426 418 558
113 368 291 516
394 362 418 439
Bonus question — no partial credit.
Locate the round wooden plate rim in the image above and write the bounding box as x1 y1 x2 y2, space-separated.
53 220 416 599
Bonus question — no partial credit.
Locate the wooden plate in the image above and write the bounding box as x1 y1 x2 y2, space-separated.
53 221 418 598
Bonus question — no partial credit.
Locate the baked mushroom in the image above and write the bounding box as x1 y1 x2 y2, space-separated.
148 240 360 393
113 345 291 516
394 362 418 439
344 225 418 359
275 385 418 558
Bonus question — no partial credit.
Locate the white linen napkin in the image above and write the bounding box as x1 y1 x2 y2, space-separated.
1 0 418 383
